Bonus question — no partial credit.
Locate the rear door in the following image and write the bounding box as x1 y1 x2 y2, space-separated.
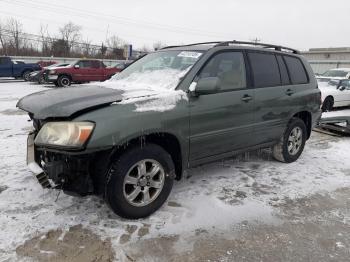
248 52 295 145
189 51 255 164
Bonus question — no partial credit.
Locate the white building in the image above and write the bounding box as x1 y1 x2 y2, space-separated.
301 47 350 74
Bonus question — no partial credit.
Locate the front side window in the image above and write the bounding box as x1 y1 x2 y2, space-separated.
78 60 92 68
198 52 247 91
248 52 280 88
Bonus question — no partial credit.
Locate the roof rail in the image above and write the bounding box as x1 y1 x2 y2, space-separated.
161 41 223 50
214 40 300 54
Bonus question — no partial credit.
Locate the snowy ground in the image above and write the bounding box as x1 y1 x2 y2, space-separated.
0 79 350 261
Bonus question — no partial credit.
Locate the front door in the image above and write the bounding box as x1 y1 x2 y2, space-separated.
0 57 12 77
189 51 255 164
72 60 92 82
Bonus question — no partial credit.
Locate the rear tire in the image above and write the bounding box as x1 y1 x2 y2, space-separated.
105 144 175 219
322 96 334 112
273 117 307 163
57 75 71 87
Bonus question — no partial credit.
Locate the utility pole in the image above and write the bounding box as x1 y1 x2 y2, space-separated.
251 37 261 44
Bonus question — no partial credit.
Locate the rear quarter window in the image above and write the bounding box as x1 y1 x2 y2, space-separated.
248 52 281 88
283 56 309 84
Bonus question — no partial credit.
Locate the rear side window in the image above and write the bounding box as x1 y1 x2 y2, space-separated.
284 56 308 84
276 55 290 85
248 52 280 88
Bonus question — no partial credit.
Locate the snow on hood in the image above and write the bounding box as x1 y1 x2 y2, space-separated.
98 68 190 112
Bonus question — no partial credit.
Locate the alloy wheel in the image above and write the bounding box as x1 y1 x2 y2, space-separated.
123 159 165 207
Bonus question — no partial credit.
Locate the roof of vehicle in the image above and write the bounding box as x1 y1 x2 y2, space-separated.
328 68 350 72
161 40 300 54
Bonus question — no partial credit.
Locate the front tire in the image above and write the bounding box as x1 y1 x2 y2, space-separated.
57 75 71 87
22 70 31 81
273 117 307 163
105 144 175 219
38 75 45 84
322 96 334 112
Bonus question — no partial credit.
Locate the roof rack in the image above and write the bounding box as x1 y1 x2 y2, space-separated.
161 41 223 50
214 40 300 54
161 40 299 54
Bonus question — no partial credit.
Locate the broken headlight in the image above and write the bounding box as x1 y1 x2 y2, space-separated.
35 122 95 148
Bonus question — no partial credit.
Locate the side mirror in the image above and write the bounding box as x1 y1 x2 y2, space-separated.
337 79 350 90
74 64 80 69
190 77 221 95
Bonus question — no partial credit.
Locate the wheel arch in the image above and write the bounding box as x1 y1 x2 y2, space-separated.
58 73 72 80
293 111 312 139
110 132 183 180
21 68 33 76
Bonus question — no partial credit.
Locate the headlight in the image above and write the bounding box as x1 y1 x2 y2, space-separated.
35 122 95 148
49 70 56 74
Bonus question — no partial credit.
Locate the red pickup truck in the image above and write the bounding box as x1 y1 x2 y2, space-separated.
45 59 120 87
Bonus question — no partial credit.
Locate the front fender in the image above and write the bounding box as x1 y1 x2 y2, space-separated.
73 99 190 165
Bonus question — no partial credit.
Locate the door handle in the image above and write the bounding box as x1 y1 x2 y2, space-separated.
285 89 294 96
241 95 253 102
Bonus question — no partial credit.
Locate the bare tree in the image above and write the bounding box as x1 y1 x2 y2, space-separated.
39 24 52 56
6 18 23 55
106 35 125 49
59 22 81 55
106 35 127 59
0 20 7 54
82 38 92 57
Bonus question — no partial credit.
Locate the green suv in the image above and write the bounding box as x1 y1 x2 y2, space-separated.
17 41 322 219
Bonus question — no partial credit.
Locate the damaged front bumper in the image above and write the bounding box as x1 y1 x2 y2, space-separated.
26 132 110 196
27 132 52 188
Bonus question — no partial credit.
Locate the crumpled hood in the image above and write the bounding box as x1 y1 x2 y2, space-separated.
17 86 124 119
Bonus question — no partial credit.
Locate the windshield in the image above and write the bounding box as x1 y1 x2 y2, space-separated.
109 50 203 90
327 80 340 86
323 70 348 77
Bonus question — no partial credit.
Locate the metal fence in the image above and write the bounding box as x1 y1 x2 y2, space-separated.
10 56 129 67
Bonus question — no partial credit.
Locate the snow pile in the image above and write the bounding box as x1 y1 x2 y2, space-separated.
99 68 190 112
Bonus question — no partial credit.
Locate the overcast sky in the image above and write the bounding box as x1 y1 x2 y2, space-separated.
0 0 349 51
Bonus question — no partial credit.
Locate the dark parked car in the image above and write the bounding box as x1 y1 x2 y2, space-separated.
29 63 70 84
0 56 41 80
17 41 321 219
